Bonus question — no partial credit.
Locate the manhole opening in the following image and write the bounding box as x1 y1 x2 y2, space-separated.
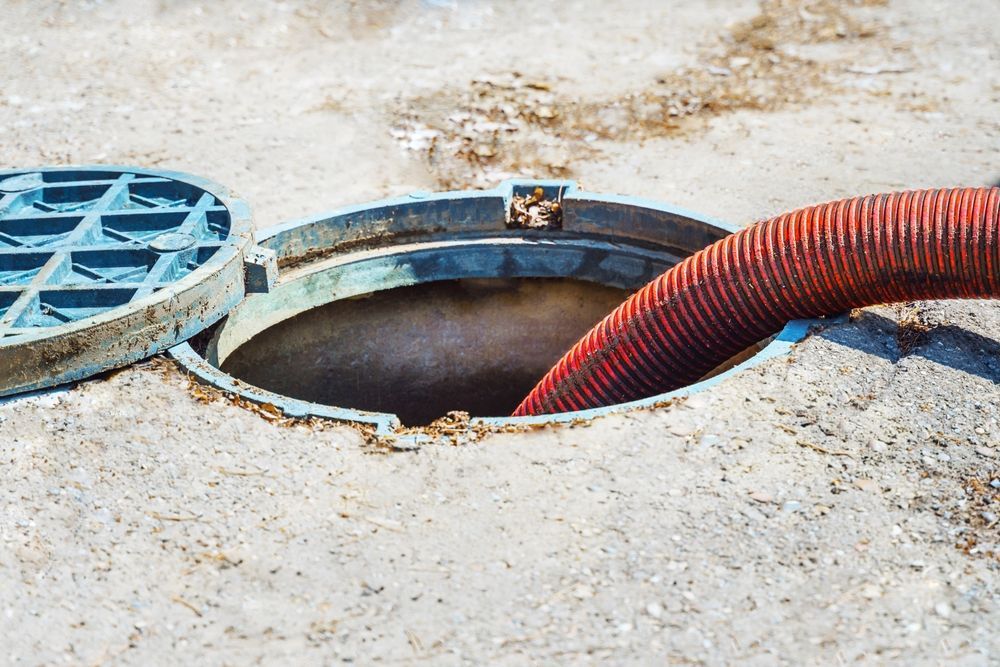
219 277 631 426
172 181 803 434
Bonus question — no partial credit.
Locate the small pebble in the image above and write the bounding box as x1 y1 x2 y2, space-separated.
668 423 696 437
645 602 664 619
781 500 802 512
682 394 710 411
861 584 883 599
854 479 877 492
934 602 951 618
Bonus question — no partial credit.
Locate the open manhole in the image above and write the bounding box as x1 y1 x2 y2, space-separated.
170 180 811 436
219 277 631 425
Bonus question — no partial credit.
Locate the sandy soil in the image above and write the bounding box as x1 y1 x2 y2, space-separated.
1 0 999 664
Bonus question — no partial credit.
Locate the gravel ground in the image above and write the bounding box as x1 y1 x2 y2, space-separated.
1 1 999 665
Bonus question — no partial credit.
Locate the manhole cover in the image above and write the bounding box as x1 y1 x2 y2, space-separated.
0 166 256 396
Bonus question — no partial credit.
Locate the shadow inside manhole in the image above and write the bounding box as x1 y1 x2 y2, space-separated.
220 277 629 426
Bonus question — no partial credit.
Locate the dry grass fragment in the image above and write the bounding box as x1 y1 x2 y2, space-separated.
171 595 203 617
797 439 855 458
894 303 932 356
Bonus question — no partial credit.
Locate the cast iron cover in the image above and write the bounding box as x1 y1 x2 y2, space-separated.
0 166 253 396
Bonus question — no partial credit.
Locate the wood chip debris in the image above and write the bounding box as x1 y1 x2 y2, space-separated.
507 186 563 230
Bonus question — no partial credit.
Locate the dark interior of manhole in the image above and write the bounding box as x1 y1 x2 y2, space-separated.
220 278 631 425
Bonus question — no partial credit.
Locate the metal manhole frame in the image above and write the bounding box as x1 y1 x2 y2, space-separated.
0 165 254 396
170 179 815 436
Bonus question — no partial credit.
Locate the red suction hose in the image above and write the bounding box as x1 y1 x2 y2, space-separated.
514 187 1000 416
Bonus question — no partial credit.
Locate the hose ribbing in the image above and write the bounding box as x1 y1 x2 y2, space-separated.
514 187 1000 416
